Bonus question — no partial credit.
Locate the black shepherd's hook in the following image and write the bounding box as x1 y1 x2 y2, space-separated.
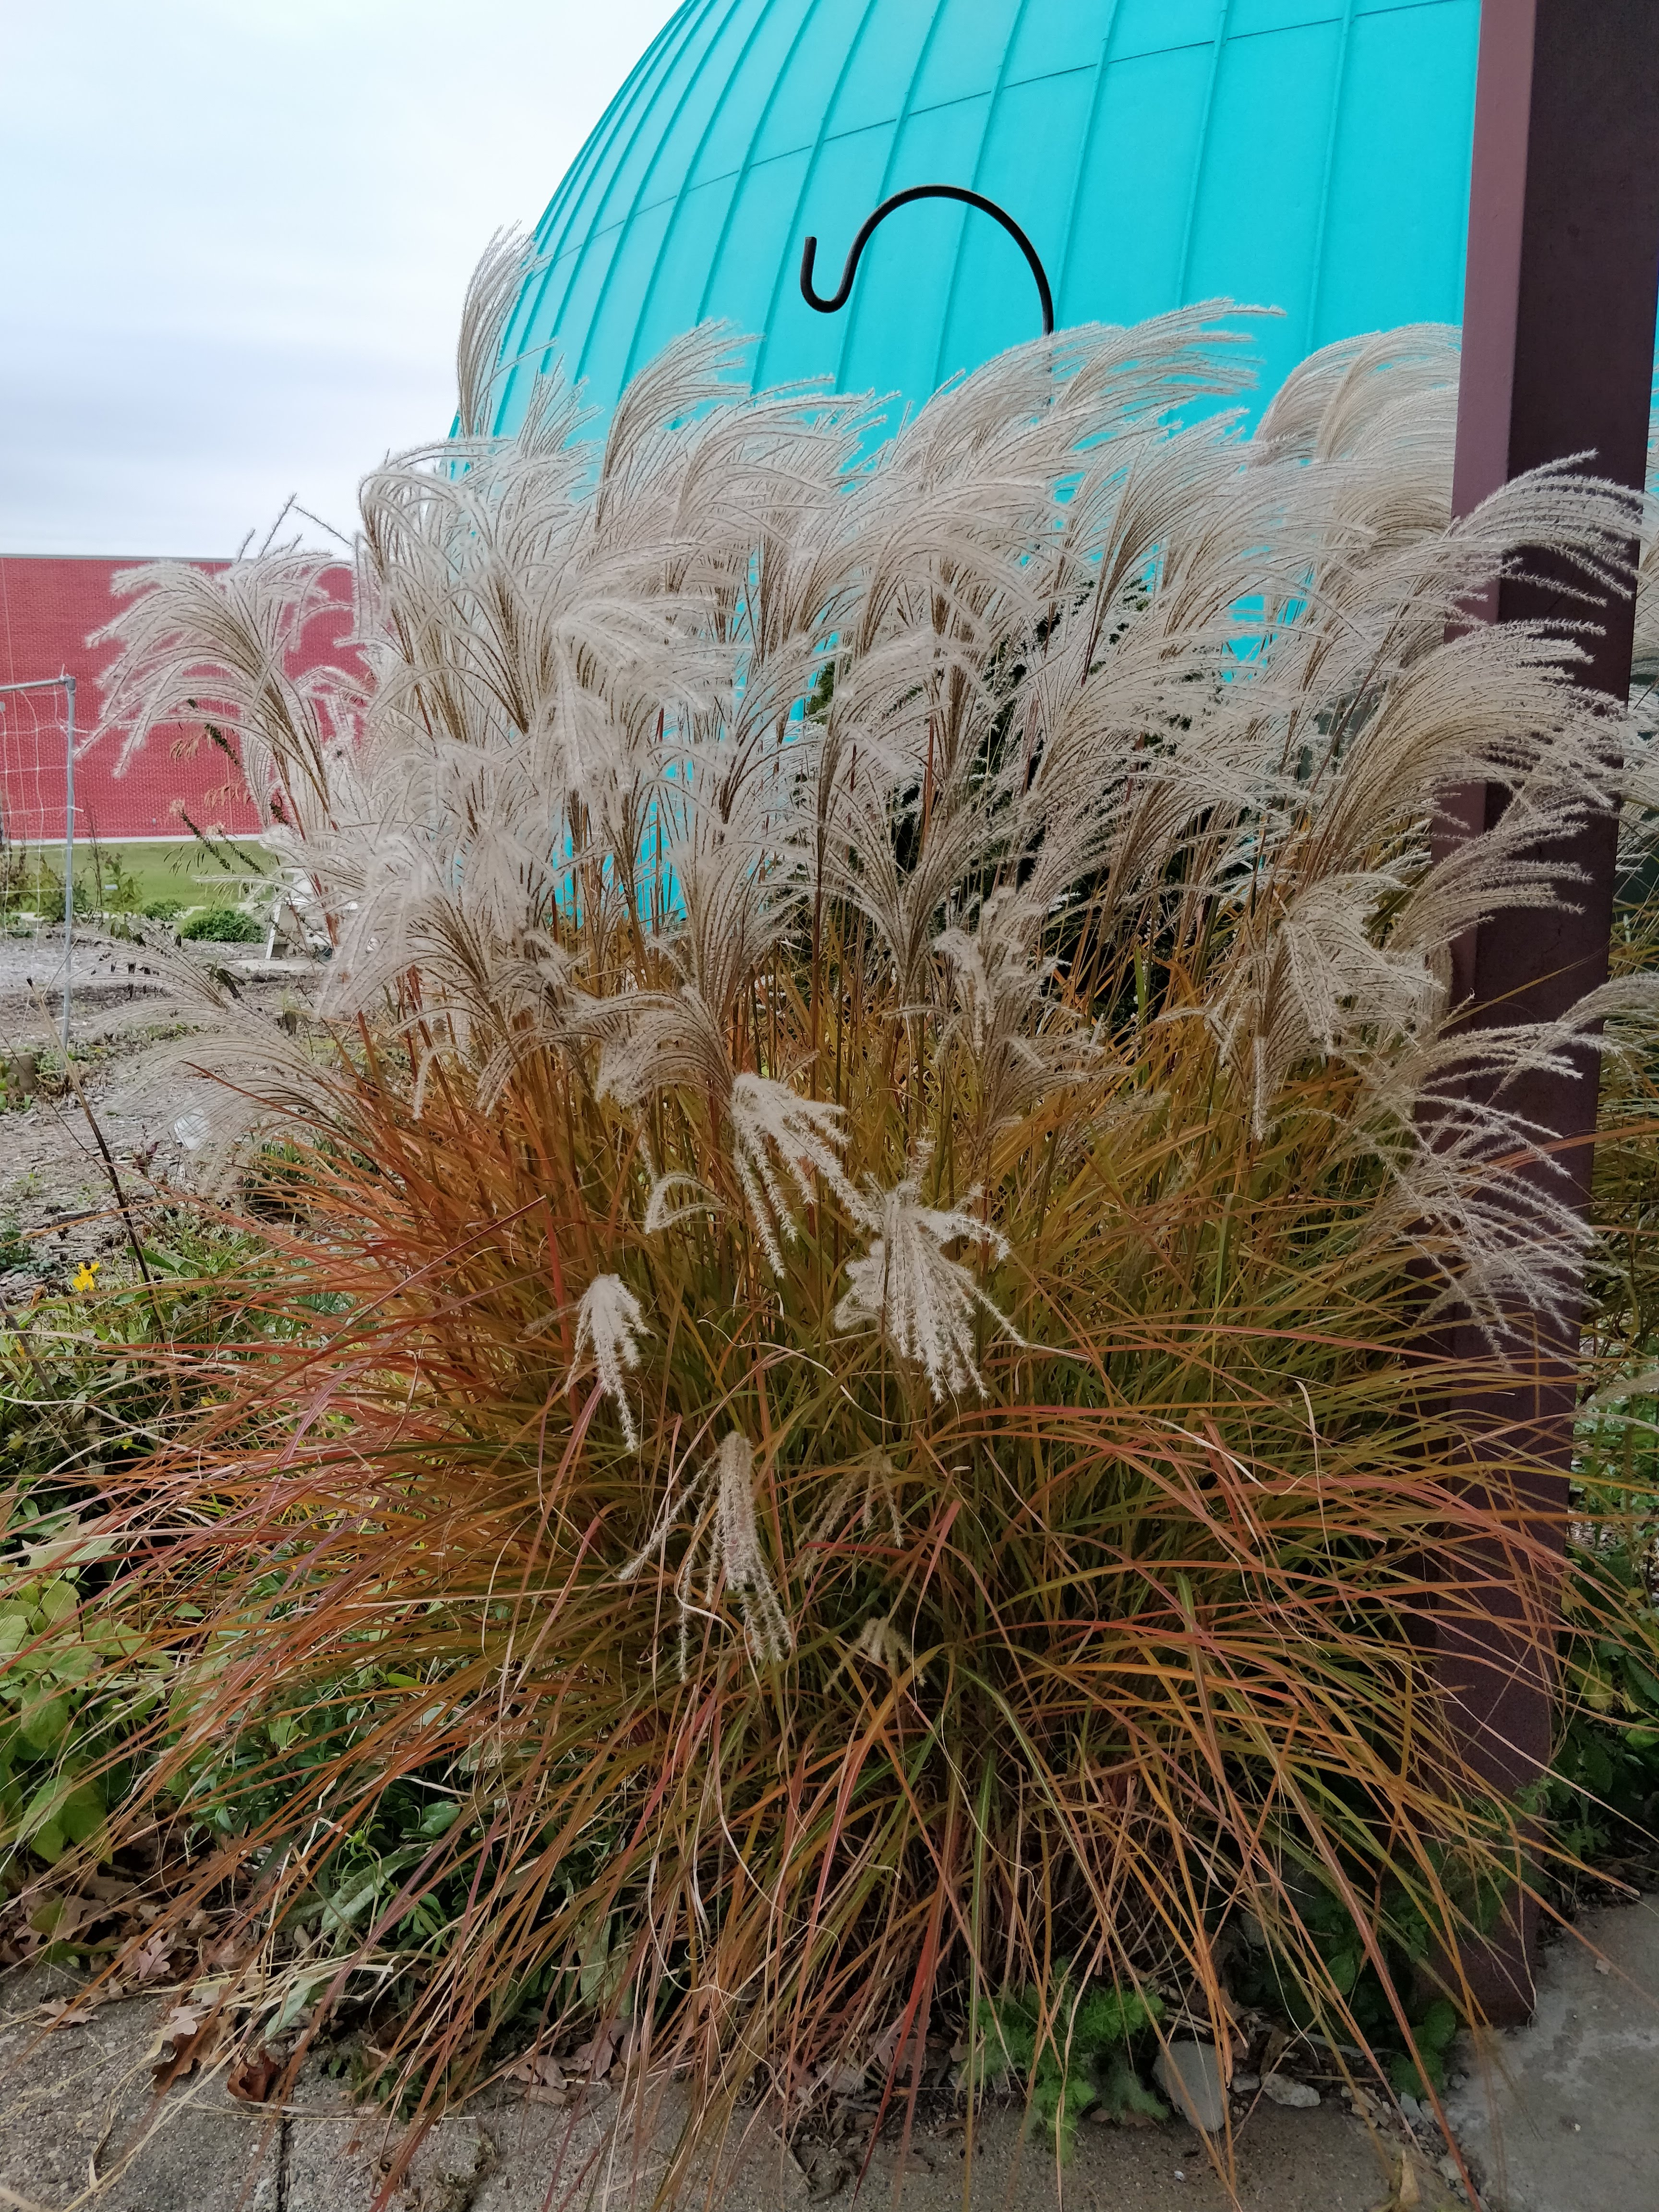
799 183 1055 337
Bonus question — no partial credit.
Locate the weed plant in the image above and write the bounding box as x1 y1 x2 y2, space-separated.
24 252 1659 2187
976 1974 1167 2154
0 1226 271 1880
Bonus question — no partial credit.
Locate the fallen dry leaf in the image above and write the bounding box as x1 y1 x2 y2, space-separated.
1369 2149 1423 2212
813 2060 867 2099
153 2027 216 2091
227 2045 286 2104
156 2000 203 2041
82 1875 136 1905
149 2000 225 2091
40 2000 94 2030
868 2014 928 2082
130 1932 176 1986
571 2026 617 2081
26 1894 91 1945
507 2051 570 2107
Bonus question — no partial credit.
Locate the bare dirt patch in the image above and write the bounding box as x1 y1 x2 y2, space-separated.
0 924 318 1300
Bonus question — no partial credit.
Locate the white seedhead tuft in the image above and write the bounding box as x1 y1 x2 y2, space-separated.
833 1172 1022 1399
642 1171 720 1236
571 1274 650 1449
802 1449 905 1551
620 1432 793 1676
711 1433 793 1668
852 1612 917 1679
934 890 1101 1133
728 1073 860 1272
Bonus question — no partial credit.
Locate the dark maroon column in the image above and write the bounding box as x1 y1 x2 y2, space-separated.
1440 0 1659 2020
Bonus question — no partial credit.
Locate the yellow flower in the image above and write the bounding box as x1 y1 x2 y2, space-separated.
71 1260 101 1295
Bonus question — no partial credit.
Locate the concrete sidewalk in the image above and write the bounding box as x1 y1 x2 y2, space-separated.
0 1978 1407 2212
1446 1895 1659 2212
5 1899 1655 2212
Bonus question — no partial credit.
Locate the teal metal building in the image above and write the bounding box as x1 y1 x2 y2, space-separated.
491 0 1482 437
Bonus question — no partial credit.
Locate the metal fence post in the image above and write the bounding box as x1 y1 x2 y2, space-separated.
61 673 75 1053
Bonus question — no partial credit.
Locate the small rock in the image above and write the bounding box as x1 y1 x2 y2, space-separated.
1154 2042 1227 2133
1230 2070 1260 2094
802 2147 853 2200
1261 2070 1321 2109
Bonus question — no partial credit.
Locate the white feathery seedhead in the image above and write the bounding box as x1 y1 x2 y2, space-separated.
619 1431 793 1677
642 1171 720 1235
571 1273 649 1449
934 890 1053 1055
832 1172 1021 1400
728 1072 860 1273
802 1449 905 1551
852 1612 917 1679
594 986 733 1111
86 299 1649 1399
711 1433 793 1668
934 890 1099 1130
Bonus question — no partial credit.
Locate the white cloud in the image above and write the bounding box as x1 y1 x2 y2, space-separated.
1 0 677 553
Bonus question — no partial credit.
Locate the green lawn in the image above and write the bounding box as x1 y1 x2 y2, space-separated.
2 837 271 917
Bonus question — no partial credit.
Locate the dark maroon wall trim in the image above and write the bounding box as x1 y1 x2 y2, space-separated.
1438 0 1659 2022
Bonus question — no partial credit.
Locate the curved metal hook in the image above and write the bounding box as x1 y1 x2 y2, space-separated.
799 184 1055 338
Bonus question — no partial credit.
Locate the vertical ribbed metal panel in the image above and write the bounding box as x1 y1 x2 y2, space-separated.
489 0 1485 438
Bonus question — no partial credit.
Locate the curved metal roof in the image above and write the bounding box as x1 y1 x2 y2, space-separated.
491 0 1482 435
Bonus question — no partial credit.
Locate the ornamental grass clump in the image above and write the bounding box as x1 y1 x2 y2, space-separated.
46 240 1659 2186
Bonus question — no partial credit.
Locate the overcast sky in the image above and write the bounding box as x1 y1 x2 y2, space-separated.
2 1 678 557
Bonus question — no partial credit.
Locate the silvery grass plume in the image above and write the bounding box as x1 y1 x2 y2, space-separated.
852 1611 916 1681
88 229 1658 1363
1633 369 1659 711
620 1432 790 1676
934 888 1101 1140
833 1171 1021 1400
728 1073 859 1272
801 1448 905 1550
571 1274 649 1449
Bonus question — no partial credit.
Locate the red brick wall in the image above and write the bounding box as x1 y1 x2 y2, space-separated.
0 555 352 845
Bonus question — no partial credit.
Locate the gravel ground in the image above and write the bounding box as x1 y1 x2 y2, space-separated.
0 923 318 1301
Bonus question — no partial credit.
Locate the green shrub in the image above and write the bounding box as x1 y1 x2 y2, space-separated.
179 906 262 943
142 897 184 922
1227 1864 1496 2102
1388 2001 1461 2100
1548 1539 1659 1865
